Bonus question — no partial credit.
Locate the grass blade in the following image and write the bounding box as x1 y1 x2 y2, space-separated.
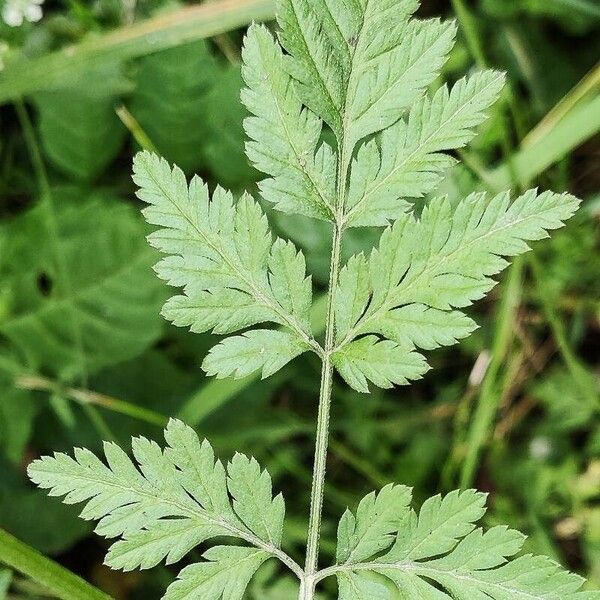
523 62 600 148
0 0 275 104
486 93 600 190
0 529 111 600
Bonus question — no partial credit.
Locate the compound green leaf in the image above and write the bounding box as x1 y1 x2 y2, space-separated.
334 253 371 345
277 0 350 137
334 189 579 390
343 15 456 153
337 571 392 600
336 484 412 564
227 452 285 547
277 0 454 156
133 151 319 378
29 419 288 599
345 70 506 227
384 489 487 562
164 546 270 600
203 329 309 380
333 489 595 599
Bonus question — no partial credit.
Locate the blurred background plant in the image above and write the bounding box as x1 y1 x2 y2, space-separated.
0 0 598 598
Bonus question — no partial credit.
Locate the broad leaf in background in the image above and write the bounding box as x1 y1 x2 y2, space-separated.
33 66 128 181
0 486 90 555
202 65 258 189
130 41 219 173
0 371 34 463
28 419 287 599
0 190 166 378
0 455 90 556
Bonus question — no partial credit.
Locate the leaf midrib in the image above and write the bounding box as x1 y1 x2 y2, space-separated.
344 74 503 224
337 197 571 350
144 162 321 355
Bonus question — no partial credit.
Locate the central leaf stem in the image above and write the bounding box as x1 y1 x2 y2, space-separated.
302 221 343 599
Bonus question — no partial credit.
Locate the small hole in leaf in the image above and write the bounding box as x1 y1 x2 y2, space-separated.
37 272 53 297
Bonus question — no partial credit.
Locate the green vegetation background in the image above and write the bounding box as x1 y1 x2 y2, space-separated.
0 0 598 597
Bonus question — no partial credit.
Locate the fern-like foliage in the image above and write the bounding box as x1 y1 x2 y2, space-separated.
29 427 597 599
28 419 298 599
332 189 579 392
345 71 506 227
29 0 596 598
333 488 597 600
132 152 321 379
242 25 336 221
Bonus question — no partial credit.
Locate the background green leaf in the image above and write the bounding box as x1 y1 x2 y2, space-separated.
0 190 166 378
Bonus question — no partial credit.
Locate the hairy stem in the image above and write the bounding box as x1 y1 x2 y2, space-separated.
303 222 343 593
298 576 314 600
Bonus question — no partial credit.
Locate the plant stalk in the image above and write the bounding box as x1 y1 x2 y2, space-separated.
298 576 314 600
302 222 343 597
0 0 275 104
15 374 169 427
